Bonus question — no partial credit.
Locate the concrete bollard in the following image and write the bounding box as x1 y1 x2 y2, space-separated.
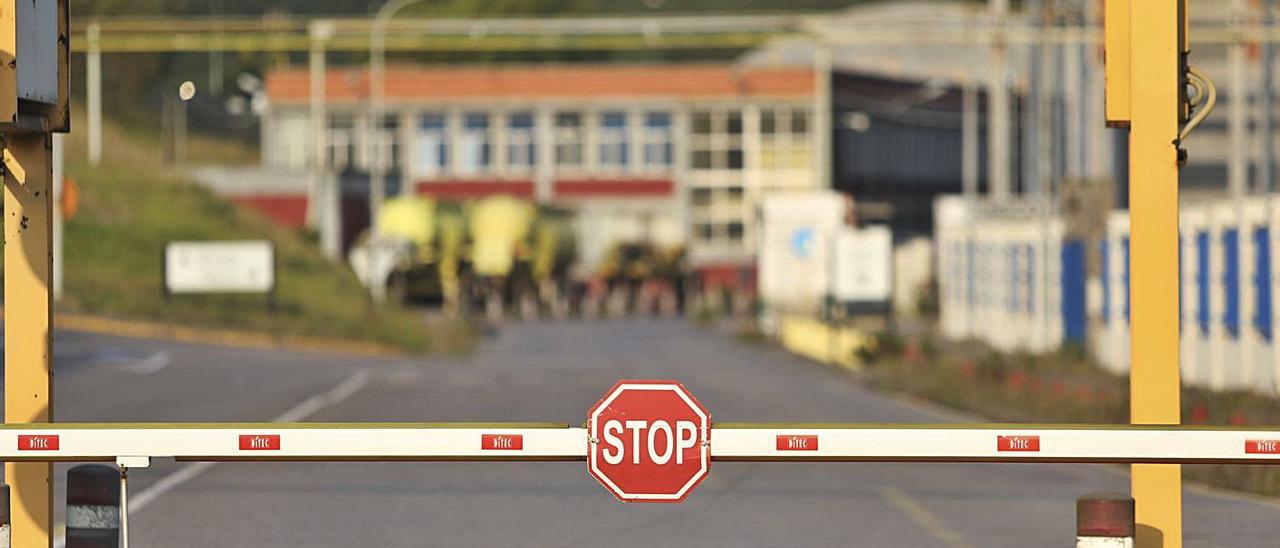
0 484 10 548
66 465 120 548
1077 492 1135 547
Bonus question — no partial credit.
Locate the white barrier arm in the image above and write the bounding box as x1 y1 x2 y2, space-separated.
0 423 587 462
711 424 1280 464
2 423 1280 464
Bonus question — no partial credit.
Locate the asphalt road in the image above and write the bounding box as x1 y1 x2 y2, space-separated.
17 320 1280 546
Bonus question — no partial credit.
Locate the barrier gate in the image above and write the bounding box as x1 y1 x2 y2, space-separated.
29 379 1280 546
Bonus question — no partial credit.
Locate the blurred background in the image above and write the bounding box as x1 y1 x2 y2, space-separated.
21 0 1280 545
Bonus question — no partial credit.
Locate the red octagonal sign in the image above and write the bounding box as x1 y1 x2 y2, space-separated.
587 380 711 503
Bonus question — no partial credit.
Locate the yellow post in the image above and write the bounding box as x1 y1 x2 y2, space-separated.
1127 0 1184 545
3 132 55 547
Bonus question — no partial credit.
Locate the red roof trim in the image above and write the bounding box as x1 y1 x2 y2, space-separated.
266 64 815 103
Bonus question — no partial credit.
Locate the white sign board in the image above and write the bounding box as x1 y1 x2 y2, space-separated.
758 192 847 312
165 241 275 294
832 226 893 303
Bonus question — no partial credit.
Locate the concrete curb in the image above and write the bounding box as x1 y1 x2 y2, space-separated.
2 307 403 357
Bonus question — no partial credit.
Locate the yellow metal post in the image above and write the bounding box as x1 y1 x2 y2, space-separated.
1127 0 1184 545
2 1 69 546
1104 0 1132 126
3 133 55 547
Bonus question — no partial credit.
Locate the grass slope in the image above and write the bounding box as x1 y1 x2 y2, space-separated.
54 113 452 353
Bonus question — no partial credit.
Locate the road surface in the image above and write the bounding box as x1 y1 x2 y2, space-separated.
19 320 1280 546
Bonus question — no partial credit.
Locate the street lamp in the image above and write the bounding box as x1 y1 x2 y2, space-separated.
369 0 427 233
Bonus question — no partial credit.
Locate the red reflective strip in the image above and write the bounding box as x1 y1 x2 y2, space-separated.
481 434 523 450
238 434 281 450
18 435 58 451
997 435 1040 452
1246 439 1280 454
775 434 818 451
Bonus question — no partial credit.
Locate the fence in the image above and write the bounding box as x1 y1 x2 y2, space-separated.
936 194 1280 396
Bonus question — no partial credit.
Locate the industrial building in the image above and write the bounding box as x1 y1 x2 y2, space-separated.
258 63 820 287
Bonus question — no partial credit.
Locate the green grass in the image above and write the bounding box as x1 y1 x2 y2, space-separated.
45 103 470 353
58 161 457 353
858 331 1280 498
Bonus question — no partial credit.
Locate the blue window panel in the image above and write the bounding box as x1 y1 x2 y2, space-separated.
1223 229 1241 339
1254 227 1273 342
643 112 673 166
462 113 491 169
464 113 489 130
1197 231 1211 335
1009 244 1020 313
600 112 629 167
421 114 445 130
1026 244 1035 314
1061 240 1087 344
506 112 536 169
1100 239 1110 322
417 113 449 173
1121 236 1130 324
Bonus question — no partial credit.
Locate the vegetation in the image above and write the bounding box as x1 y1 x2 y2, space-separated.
73 0 870 147
859 330 1280 497
54 109 467 353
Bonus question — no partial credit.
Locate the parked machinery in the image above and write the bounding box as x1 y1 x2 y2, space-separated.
594 241 687 316
349 196 466 307
461 195 580 319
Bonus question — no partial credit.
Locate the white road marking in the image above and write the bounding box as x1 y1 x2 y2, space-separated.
53 369 372 548
878 486 976 548
123 351 171 375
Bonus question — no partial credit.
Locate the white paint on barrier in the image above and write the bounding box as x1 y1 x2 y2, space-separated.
65 505 119 529
1076 536 1133 548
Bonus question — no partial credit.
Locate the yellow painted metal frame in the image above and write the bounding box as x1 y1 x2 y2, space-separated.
1 1 70 546
4 133 55 548
1105 0 1132 125
1126 0 1185 545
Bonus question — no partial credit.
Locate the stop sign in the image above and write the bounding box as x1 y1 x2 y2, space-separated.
587 380 711 502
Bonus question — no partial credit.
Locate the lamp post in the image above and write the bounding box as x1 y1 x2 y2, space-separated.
369 0 426 233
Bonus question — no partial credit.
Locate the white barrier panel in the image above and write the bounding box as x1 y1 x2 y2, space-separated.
164 240 275 294
933 197 1064 355
3 423 1280 465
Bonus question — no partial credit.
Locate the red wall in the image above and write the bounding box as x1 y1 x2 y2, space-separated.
553 179 673 198
230 195 309 228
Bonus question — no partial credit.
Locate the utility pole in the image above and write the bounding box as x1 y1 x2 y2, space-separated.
962 80 979 197
1230 0 1249 197
370 0 426 232
988 0 1011 199
814 39 833 188
1263 0 1275 193
1026 0 1043 197
310 20 340 259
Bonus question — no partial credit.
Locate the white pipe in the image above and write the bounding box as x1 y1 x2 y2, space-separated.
962 81 979 197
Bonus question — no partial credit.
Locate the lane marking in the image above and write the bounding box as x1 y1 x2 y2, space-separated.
53 369 372 548
878 486 976 548
124 350 171 375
